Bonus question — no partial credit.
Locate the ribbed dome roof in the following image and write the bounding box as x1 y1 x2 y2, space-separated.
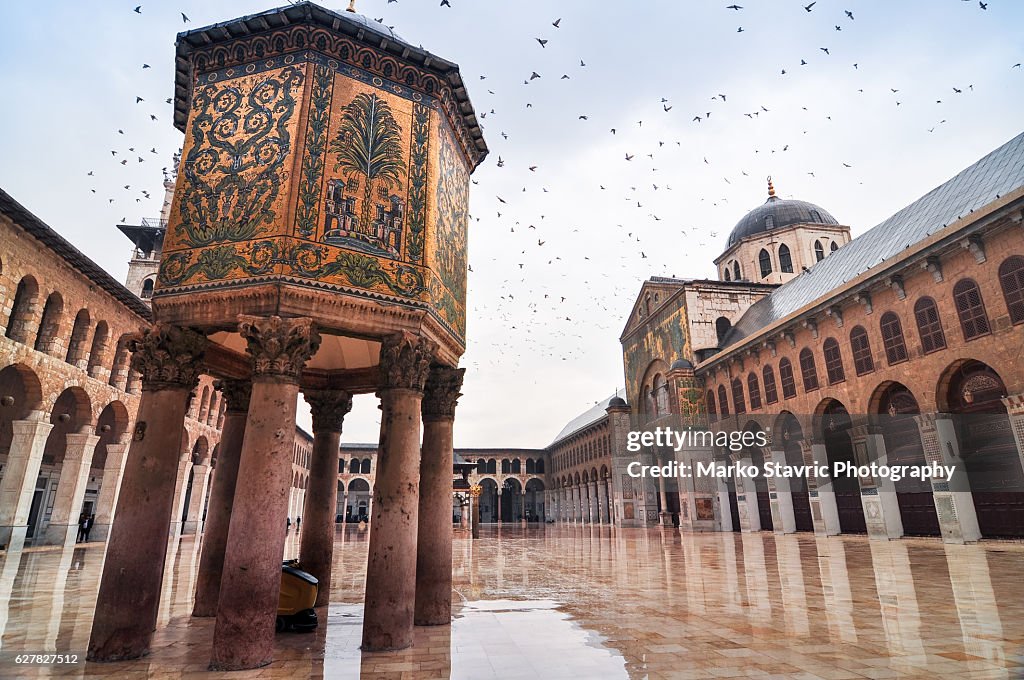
727 179 839 248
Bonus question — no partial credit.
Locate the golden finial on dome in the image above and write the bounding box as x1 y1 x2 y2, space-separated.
767 176 776 198
346 0 357 12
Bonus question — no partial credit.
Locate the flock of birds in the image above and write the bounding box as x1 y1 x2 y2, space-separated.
77 1 1020 433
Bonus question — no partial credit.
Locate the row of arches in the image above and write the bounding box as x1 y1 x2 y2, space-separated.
473 457 545 475
720 360 1021 539
473 477 546 522
709 260 1024 419
552 465 613 524
341 457 372 474
4 273 141 393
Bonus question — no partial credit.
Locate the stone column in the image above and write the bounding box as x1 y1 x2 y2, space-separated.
210 316 319 671
299 389 353 608
590 481 599 523
182 464 211 534
850 425 903 540
496 489 503 522
735 452 761 533
916 413 980 544
805 440 841 536
91 440 130 542
168 456 192 536
88 324 206 661
769 449 796 534
193 379 250 617
0 417 53 550
362 333 434 652
415 365 464 626
597 479 608 524
42 433 101 546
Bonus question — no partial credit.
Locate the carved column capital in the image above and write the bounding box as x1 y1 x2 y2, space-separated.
378 332 436 393
422 366 465 422
129 324 207 392
215 378 253 414
238 315 320 383
304 389 353 433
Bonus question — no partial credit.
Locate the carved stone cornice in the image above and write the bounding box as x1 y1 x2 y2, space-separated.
422 366 465 422
238 315 321 383
129 324 207 392
304 389 354 433
379 332 436 392
216 378 253 414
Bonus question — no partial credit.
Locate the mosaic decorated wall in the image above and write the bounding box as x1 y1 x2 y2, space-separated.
622 299 691 409
158 50 472 343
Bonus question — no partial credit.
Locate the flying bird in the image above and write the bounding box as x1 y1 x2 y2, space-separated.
181 12 190 22
536 38 548 48
804 2 816 11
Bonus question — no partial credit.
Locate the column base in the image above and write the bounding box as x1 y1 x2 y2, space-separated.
0 526 28 552
41 523 79 547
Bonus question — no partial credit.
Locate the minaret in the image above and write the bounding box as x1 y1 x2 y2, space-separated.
116 157 177 302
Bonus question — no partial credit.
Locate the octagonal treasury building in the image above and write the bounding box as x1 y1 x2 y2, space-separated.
87 2 486 672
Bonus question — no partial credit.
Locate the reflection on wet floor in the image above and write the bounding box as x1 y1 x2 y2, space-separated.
0 525 1022 678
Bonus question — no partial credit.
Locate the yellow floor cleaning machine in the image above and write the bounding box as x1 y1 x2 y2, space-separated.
277 560 318 632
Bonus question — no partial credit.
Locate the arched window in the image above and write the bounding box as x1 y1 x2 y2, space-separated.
706 390 717 422
762 365 778 404
141 278 155 299
913 297 946 353
747 372 762 410
822 337 845 384
65 309 91 366
87 321 109 376
758 249 772 278
511 458 521 473
487 459 496 474
880 312 908 364
998 255 1024 324
717 384 730 416
715 317 731 345
953 278 990 340
830 241 839 252
526 458 536 474
349 459 359 473
814 240 825 262
723 268 731 282
798 348 818 392
477 459 486 474
361 459 371 474
537 459 545 473
732 261 741 281
849 325 874 375
5 276 39 344
731 378 746 415
34 292 64 355
779 358 797 399
778 244 793 273
502 459 511 474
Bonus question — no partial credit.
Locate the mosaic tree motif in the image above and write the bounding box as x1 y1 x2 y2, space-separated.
328 92 406 251
176 66 305 248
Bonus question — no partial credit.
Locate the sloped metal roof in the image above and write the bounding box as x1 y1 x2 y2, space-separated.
722 130 1024 348
549 393 622 446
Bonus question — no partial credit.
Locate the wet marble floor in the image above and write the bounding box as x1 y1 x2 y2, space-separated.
0 525 1022 679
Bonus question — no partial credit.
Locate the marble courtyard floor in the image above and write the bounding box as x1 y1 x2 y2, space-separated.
0 525 1022 679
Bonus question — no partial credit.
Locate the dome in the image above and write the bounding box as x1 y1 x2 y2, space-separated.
670 359 694 371
608 397 628 408
727 179 839 248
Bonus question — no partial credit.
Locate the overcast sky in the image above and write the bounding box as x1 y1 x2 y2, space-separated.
2 1 1022 448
